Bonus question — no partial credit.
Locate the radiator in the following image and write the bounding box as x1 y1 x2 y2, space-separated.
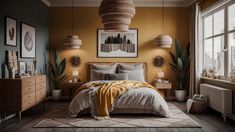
200 84 232 121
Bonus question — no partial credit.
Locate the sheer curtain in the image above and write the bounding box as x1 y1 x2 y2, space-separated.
189 3 203 98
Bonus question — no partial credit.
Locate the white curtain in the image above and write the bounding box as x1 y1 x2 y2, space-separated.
189 3 203 98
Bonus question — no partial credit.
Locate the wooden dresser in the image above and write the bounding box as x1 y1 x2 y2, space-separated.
0 75 46 123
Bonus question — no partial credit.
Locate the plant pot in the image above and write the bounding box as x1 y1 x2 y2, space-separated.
52 90 62 101
175 90 187 102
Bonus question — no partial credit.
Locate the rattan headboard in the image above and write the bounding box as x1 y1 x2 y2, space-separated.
87 62 148 81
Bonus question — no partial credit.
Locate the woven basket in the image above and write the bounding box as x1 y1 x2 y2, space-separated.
190 100 208 114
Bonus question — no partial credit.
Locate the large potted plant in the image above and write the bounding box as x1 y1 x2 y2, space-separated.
169 39 190 102
48 48 68 101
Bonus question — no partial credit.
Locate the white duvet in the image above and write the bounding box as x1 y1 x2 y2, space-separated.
68 81 170 118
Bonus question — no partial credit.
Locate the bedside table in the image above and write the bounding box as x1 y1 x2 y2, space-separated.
62 82 84 100
154 82 172 100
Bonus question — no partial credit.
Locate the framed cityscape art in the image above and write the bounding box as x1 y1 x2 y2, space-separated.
97 29 138 58
20 22 36 58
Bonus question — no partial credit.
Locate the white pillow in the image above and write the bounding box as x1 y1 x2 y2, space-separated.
119 69 145 82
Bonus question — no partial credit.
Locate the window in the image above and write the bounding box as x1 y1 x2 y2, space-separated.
202 1 235 77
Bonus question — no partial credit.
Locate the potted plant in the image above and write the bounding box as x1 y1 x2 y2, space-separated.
169 39 190 102
48 48 68 101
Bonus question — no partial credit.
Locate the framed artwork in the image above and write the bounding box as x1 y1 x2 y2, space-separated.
19 61 26 74
97 29 138 58
20 22 36 58
5 16 17 46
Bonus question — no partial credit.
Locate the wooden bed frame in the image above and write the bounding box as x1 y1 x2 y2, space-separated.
86 62 148 81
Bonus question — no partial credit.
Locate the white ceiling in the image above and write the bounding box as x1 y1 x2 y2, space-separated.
42 0 196 7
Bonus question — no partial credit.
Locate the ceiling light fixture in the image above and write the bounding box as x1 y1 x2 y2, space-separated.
99 0 136 32
154 0 172 48
64 0 82 49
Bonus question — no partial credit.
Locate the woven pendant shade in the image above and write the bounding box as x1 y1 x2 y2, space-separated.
155 35 172 48
99 0 135 32
64 35 82 49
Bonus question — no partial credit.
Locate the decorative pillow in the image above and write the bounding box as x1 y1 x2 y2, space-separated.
118 63 144 71
90 63 117 70
119 69 145 82
90 63 117 81
91 70 114 81
102 73 128 80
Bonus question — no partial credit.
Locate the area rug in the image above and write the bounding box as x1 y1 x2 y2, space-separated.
33 103 201 128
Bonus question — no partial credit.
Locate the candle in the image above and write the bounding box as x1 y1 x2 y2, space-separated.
72 70 79 77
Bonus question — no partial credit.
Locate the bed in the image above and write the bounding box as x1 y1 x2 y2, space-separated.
68 62 170 119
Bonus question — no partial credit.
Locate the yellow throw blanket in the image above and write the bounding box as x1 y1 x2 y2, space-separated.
76 80 163 117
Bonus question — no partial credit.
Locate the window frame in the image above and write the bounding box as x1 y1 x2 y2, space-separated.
202 0 235 77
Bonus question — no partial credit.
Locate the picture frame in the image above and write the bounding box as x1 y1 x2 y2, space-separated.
20 22 36 58
97 28 138 58
19 61 26 74
5 16 17 47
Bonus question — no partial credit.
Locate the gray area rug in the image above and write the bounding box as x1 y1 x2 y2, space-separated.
33 103 201 128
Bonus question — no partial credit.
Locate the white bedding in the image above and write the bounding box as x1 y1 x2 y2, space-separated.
68 81 170 118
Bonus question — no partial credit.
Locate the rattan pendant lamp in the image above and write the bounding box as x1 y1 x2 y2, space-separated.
64 0 82 49
99 0 136 32
154 0 172 48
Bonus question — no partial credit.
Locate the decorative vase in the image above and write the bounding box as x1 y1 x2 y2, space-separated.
52 90 62 101
4 64 9 78
175 90 187 102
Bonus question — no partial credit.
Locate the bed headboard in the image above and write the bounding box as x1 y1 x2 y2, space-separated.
87 62 148 81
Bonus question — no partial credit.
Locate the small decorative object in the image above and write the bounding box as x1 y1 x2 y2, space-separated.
19 61 26 74
5 16 17 46
70 55 81 67
21 22 36 58
6 50 18 70
153 56 164 67
99 0 135 32
9 68 16 78
201 68 207 77
33 60 37 75
4 64 9 78
157 69 165 79
230 71 235 82
97 29 138 58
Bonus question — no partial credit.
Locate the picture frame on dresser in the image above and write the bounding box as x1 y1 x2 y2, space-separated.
20 22 36 58
97 28 138 58
19 61 26 74
5 16 17 47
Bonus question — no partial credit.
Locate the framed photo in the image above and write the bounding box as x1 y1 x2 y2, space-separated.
5 16 17 46
19 61 26 74
20 22 36 58
97 29 138 58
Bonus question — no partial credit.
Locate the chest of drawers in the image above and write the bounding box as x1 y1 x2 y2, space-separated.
0 75 46 123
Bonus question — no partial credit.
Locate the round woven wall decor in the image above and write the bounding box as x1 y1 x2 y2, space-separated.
99 0 136 32
153 56 164 67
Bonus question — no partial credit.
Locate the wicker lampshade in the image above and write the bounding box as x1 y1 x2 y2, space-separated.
99 0 136 32
64 35 82 49
155 35 172 48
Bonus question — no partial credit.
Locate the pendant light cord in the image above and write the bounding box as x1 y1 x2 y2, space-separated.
72 0 74 35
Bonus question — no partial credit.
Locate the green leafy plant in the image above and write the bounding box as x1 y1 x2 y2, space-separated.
169 39 190 90
48 48 68 90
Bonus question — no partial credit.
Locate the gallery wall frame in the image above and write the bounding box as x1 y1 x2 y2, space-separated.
97 28 138 58
20 22 36 59
5 16 17 47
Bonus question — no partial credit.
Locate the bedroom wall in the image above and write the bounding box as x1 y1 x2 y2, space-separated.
0 0 49 78
49 7 189 90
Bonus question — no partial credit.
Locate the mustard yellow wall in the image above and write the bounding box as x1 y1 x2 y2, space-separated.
49 7 189 87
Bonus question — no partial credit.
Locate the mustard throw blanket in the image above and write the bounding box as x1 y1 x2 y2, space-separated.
76 80 163 118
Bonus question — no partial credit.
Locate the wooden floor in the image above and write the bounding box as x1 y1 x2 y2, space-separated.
0 101 235 132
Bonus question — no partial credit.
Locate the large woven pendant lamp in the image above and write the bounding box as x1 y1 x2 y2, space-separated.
154 0 172 48
99 0 136 32
64 0 82 49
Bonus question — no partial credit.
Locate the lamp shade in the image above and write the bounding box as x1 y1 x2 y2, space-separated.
64 35 82 49
99 0 135 32
154 35 172 48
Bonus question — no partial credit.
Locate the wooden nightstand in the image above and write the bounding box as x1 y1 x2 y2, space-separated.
62 82 84 100
154 82 172 100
